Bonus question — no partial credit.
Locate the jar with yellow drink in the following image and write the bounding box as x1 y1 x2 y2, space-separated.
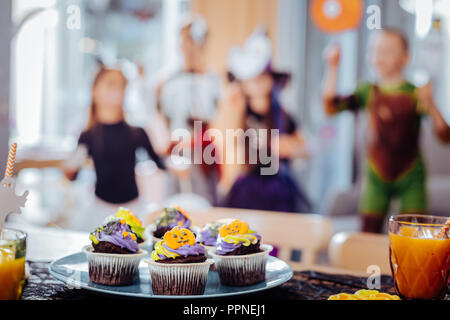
0 229 27 300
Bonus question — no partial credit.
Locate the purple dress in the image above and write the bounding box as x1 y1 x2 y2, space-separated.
222 89 311 213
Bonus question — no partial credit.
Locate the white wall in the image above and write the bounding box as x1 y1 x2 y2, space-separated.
0 0 12 169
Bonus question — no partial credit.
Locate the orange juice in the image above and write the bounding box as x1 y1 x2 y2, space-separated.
389 227 450 300
0 248 25 300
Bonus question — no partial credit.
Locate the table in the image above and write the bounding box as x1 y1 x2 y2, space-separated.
10 223 448 300
11 223 398 300
22 261 398 300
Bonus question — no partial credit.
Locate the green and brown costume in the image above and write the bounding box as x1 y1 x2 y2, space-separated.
333 81 427 216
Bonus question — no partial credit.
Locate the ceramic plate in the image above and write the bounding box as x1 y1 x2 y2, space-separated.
49 251 293 299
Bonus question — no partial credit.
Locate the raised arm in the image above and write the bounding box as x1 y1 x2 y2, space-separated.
428 103 450 143
418 82 450 143
137 128 167 170
322 44 341 115
62 141 89 181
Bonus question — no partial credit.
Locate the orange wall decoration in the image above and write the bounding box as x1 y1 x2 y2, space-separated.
310 0 363 34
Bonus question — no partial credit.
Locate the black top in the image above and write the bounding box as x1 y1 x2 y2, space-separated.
78 121 165 204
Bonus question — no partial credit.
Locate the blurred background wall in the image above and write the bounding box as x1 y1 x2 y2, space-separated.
192 0 279 75
0 1 12 169
1 0 450 227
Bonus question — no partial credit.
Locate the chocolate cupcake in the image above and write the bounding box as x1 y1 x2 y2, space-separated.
146 226 212 295
84 218 147 286
150 206 193 243
210 220 272 286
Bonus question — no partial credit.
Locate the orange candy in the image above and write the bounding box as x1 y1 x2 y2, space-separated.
219 220 249 238
164 227 196 250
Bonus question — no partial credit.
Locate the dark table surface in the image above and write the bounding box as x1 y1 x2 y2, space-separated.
22 262 399 300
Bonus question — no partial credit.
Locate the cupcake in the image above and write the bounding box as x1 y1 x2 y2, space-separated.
146 226 213 295
111 207 145 244
199 219 234 253
152 206 192 239
210 220 272 286
84 218 147 286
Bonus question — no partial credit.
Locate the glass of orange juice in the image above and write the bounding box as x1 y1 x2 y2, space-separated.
0 229 27 300
389 215 450 300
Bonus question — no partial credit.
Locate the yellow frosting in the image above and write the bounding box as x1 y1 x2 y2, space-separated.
115 207 145 240
221 229 259 247
151 240 181 261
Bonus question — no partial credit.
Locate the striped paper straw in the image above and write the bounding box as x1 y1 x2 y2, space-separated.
436 218 450 239
4 143 17 179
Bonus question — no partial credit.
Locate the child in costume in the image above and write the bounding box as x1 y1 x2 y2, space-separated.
65 65 166 231
322 28 450 233
156 14 221 204
217 30 311 213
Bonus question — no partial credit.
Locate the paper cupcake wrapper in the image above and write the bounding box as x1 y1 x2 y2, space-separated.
83 245 147 286
210 244 273 286
146 259 213 295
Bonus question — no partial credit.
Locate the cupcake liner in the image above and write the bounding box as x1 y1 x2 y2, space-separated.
146 259 213 295
83 245 147 286
210 244 273 286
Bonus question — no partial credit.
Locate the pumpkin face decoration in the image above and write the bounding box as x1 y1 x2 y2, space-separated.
310 0 363 34
164 227 196 250
219 220 249 238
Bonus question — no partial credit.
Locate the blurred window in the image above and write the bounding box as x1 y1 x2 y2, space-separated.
10 0 190 149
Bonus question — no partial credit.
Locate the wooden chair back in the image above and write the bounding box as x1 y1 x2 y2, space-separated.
145 207 333 266
328 232 391 274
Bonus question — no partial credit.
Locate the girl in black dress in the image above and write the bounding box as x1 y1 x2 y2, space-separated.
65 66 165 230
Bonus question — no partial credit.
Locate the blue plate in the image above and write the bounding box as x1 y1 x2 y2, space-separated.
49 251 293 299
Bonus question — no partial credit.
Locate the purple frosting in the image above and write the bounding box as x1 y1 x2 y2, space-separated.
200 229 217 246
91 220 139 253
173 215 191 229
158 242 205 260
216 240 240 255
216 233 261 255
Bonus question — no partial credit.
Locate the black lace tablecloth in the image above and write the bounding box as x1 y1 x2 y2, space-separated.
21 262 399 300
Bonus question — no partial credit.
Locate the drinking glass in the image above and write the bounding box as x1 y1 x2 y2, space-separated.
0 229 27 300
389 215 450 300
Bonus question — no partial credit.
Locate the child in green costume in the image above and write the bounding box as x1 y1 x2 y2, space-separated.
322 28 450 233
